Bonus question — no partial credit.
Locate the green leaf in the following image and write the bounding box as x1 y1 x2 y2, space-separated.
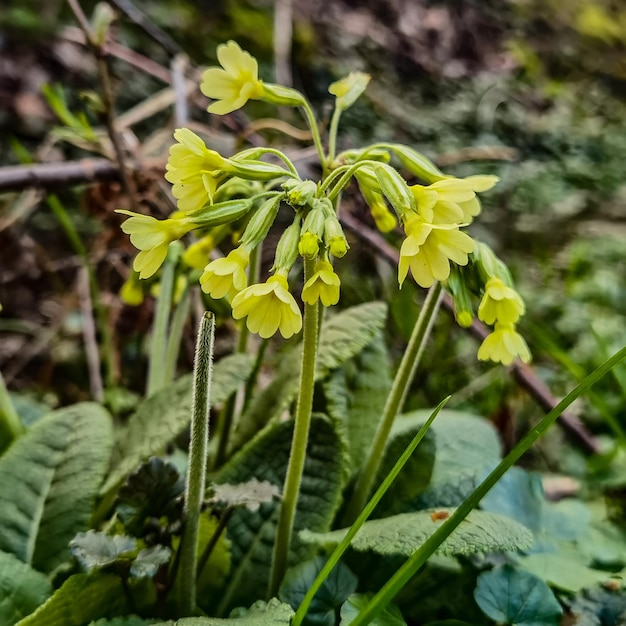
517 553 617 593
9 394 50 428
474 565 562 626
129 546 171 579
567 588 626 626
372 412 436 516
340 593 406 626
323 334 392 472
212 414 348 615
231 302 387 451
89 618 160 626
15 573 127 626
70 531 136 571
116 458 184 536
301 509 533 557
408 410 501 508
102 354 254 495
278 557 357 626
0 403 113 573
0 550 53 625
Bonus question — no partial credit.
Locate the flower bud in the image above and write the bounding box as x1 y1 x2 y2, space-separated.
324 217 349 258
389 144 445 183
446 268 474 328
375 164 416 218
273 216 302 271
298 232 320 259
240 194 282 248
329 71 371 111
283 179 318 206
91 2 115 47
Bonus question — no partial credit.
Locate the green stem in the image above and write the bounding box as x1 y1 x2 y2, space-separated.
327 107 342 166
292 397 449 626
147 244 179 396
197 506 233 580
269 257 319 596
299 100 327 172
343 282 443 525
325 160 383 200
0 369 23 452
179 312 215 616
350 345 626 626
164 282 191 384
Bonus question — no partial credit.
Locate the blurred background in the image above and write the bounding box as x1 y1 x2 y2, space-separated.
0 0 624 472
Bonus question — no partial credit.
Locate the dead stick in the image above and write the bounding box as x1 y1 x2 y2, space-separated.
339 208 602 455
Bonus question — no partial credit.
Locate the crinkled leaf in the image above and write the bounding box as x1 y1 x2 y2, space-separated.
116 458 184 535
323 334 392 472
209 480 280 512
102 354 254 495
90 618 160 626
211 414 348 614
474 565 562 626
0 403 113 573
410 411 501 509
129 545 171 579
70 531 136 571
231 302 387 451
340 593 406 626
9 394 50 428
301 509 533 557
0 550 53 625
278 557 357 626
15 573 127 626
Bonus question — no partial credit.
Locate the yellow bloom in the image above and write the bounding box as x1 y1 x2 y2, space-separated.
478 277 525 325
165 128 231 211
200 41 264 115
398 215 474 288
231 273 302 339
370 200 397 233
120 272 144 306
200 246 250 300
183 234 216 270
411 175 498 224
329 71 371 110
299 231 321 259
118 210 194 279
477 322 531 365
302 260 341 307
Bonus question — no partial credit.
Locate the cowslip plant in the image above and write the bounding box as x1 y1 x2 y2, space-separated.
115 38 537 605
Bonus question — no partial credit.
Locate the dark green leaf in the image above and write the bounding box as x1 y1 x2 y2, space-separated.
567 587 626 626
15 573 127 626
474 565 562 626
211 414 348 614
70 531 136 571
340 593 406 625
0 403 113 573
279 557 357 626
301 509 533 557
129 546 171 579
0 550 52 625
116 458 184 535
89 618 160 626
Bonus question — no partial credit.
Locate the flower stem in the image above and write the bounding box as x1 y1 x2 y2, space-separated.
299 101 327 172
0 370 22 453
327 107 342 166
179 312 215 616
343 282 444 525
164 281 191 384
269 257 319 596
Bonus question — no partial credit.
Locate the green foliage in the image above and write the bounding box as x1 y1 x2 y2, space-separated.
566 588 626 626
231 302 387 451
340 594 406 626
15 573 127 626
323 334 392 472
279 557 357 626
474 565 562 626
90 619 160 626
71 532 137 571
0 550 52 625
301 509 533 557
212 414 348 614
102 353 254 495
0 403 113 573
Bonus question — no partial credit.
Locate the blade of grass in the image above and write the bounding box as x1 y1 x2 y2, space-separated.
350 346 626 626
291 396 450 626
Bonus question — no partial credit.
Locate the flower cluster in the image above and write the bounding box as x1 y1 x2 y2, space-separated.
116 39 530 364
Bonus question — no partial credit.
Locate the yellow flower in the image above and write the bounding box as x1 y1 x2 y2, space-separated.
411 175 498 224
200 246 250 300
165 128 231 211
231 273 302 339
370 199 397 232
118 210 194 279
398 215 474 288
302 260 341 307
329 71 371 110
478 277 525 325
298 231 321 259
120 272 144 306
200 41 264 115
183 234 216 270
477 322 531 365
